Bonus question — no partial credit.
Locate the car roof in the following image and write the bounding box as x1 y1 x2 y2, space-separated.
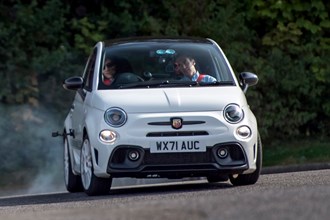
103 36 214 47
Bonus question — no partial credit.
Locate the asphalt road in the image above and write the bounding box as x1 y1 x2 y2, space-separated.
0 169 329 220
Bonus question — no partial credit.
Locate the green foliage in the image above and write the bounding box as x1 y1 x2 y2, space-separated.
71 17 106 54
245 0 330 140
0 0 70 105
0 0 328 136
263 138 330 167
1 1 329 139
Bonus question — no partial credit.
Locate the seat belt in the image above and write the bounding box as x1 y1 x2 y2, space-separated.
197 74 205 82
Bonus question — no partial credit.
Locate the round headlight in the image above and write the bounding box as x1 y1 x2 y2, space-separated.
104 107 127 127
224 104 244 123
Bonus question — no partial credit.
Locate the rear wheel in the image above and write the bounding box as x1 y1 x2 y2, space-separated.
229 135 262 186
80 135 112 196
64 137 83 192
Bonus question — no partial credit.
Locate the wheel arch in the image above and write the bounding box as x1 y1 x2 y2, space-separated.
82 126 99 173
63 126 80 176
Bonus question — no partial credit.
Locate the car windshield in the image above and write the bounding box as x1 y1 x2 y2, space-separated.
98 40 235 90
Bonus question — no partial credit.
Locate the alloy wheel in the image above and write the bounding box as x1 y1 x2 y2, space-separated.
81 138 93 190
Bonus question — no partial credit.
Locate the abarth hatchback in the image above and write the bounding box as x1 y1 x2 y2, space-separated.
56 37 262 196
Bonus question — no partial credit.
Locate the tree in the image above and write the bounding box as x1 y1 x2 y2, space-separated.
0 0 70 106
245 0 330 139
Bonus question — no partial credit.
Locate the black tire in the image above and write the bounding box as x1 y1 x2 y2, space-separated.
80 135 112 196
229 134 262 186
64 137 83 192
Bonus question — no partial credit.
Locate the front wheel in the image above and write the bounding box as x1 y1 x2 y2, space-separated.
229 135 262 186
80 135 112 196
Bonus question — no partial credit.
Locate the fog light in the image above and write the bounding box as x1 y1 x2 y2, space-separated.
128 150 140 161
99 130 117 143
236 126 251 138
217 148 228 159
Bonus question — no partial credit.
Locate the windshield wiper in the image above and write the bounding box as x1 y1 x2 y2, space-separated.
199 81 235 86
117 80 234 89
158 80 199 87
118 80 198 89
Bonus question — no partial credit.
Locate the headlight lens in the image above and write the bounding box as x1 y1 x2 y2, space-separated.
224 104 244 123
104 107 127 127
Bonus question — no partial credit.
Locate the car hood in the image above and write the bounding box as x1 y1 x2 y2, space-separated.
92 87 247 113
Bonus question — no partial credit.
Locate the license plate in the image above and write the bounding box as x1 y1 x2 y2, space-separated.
150 140 206 153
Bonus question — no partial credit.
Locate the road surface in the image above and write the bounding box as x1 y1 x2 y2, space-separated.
0 169 329 220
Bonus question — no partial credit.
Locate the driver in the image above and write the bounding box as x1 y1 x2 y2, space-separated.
175 55 216 83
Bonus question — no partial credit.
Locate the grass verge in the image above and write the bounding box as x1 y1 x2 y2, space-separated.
263 138 330 167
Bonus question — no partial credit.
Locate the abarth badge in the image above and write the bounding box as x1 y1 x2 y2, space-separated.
171 118 182 129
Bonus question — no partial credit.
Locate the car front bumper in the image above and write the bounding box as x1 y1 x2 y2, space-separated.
106 142 249 178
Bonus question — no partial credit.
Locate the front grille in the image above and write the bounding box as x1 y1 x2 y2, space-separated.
143 149 214 165
107 143 247 174
146 131 209 137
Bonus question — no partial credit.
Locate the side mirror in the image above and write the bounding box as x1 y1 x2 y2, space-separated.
63 76 84 90
239 72 258 93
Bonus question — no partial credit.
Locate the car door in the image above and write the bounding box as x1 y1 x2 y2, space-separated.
70 48 97 149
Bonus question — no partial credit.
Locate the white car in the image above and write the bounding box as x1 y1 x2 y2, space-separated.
55 37 262 196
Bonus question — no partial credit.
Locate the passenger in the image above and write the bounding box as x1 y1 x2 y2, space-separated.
175 55 216 83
